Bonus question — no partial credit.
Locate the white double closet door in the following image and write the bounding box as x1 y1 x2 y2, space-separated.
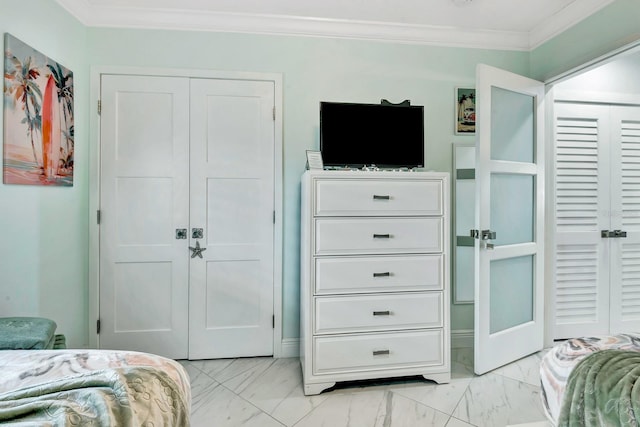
554 102 640 339
98 74 275 360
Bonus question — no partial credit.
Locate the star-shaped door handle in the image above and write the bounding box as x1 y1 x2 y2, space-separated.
189 241 207 259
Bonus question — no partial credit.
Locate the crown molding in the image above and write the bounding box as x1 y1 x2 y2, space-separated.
529 0 615 49
55 0 611 52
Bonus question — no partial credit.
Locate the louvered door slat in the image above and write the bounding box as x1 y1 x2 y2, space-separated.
553 103 610 339
620 243 640 321
610 110 640 333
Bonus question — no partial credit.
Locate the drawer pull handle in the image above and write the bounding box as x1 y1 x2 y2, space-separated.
373 234 391 239
373 350 390 356
373 272 391 278
373 195 390 200
373 310 391 316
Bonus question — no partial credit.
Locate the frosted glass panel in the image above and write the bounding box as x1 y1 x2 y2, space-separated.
491 173 533 246
491 87 534 163
490 255 534 334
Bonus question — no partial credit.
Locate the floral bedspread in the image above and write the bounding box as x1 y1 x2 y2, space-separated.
0 349 191 426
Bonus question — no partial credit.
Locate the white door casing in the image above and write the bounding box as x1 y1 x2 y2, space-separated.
99 75 190 359
97 70 280 359
188 78 275 359
474 64 545 375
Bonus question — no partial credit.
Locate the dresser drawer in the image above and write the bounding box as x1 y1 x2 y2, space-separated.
314 292 442 334
313 330 443 375
314 218 442 255
315 179 443 217
315 255 443 294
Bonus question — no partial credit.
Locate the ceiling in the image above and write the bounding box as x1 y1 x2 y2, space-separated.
55 0 614 51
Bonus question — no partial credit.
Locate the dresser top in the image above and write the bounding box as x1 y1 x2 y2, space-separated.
303 169 449 180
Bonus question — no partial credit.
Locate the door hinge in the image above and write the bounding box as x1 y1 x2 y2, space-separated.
272 315 275 328
272 107 276 121
97 100 101 115
97 210 101 225
273 210 276 224
96 319 101 334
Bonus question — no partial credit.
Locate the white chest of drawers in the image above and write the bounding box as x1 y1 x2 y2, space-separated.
300 170 450 395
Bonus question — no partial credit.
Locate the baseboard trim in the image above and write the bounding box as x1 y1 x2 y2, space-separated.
452 329 474 348
279 338 300 358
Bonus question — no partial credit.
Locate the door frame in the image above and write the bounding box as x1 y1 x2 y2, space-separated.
88 66 284 356
543 39 640 347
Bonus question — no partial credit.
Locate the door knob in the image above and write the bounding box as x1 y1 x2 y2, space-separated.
613 229 627 238
192 228 203 239
470 229 497 240
602 230 628 238
481 230 496 240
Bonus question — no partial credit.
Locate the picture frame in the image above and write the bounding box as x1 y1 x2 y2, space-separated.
3 33 74 186
305 150 324 170
455 87 475 135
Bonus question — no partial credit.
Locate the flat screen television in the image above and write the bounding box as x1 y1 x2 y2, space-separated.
320 101 424 169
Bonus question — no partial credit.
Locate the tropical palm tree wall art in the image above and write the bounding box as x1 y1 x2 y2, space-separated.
3 33 74 186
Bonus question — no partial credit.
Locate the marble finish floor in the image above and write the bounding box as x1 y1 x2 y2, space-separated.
180 347 553 427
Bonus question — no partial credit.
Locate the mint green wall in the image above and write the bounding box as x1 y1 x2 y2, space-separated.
531 0 640 81
13 1 639 348
0 1 88 346
87 28 529 338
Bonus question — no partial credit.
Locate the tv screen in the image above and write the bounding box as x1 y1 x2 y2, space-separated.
320 101 424 169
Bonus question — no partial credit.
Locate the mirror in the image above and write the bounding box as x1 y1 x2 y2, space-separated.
453 142 475 304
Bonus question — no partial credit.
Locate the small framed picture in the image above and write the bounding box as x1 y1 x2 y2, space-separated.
306 150 324 170
455 87 476 135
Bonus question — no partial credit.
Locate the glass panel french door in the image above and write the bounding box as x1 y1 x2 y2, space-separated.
474 64 545 375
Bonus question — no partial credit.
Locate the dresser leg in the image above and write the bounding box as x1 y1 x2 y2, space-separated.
303 381 336 396
423 372 451 384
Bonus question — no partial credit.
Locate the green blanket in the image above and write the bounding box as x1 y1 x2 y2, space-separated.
558 349 640 427
0 317 57 350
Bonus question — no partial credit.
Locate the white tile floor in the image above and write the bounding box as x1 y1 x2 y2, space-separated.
180 348 553 427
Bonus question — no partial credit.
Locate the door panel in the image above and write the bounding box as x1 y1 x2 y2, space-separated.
474 64 545 375
553 103 610 338
189 78 275 359
100 74 277 360
99 75 190 359
610 107 640 333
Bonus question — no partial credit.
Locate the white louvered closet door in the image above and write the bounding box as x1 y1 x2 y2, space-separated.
554 103 640 339
610 107 640 333
554 103 611 339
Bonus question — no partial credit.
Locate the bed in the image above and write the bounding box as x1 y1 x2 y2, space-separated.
0 349 191 426
540 334 640 426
